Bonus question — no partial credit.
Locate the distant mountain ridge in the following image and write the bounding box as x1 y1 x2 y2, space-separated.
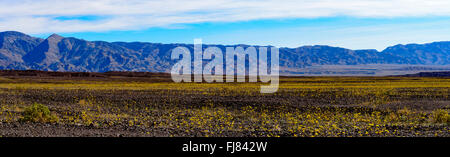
0 31 449 74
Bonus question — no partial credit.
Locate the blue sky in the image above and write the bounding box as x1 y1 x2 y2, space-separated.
2 0 450 51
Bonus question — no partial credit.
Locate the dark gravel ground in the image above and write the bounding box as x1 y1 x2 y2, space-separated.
0 122 448 137
0 76 448 137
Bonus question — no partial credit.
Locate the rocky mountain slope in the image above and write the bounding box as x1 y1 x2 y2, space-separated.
0 31 449 74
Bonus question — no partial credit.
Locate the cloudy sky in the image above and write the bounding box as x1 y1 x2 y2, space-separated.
1 0 450 50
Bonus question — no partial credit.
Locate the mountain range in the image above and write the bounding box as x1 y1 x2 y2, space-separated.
0 31 449 75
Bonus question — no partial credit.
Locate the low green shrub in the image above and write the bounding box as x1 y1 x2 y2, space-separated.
20 103 58 123
430 109 449 124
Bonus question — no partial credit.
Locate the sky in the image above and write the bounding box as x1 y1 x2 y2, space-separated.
1 0 450 51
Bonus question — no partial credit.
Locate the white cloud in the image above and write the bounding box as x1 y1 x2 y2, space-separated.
1 0 450 34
